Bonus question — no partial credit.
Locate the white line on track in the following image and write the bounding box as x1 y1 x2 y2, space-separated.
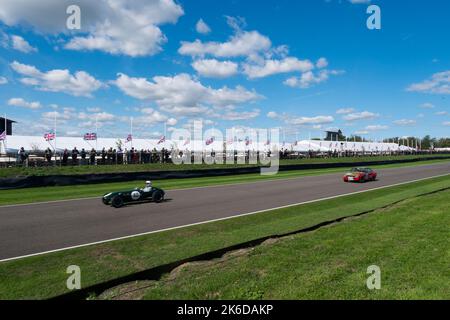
0 172 448 263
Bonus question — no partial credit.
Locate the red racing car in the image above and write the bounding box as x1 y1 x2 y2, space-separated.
343 167 377 183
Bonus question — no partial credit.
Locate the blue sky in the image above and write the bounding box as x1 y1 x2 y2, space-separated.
0 0 449 141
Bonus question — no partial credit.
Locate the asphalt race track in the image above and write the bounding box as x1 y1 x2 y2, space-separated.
0 162 449 261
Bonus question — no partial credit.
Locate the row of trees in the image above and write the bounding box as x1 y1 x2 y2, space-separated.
381 136 450 149
315 131 449 149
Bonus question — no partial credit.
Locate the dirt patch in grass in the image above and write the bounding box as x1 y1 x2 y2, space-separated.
98 247 256 300
98 280 156 300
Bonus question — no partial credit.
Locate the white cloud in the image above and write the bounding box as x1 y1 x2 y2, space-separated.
0 32 38 53
316 57 328 69
209 85 262 107
365 125 388 131
343 111 379 121
443 121 450 126
11 35 37 53
76 111 116 130
393 119 417 126
192 59 238 78
181 16 336 88
86 107 102 113
136 108 168 124
420 102 435 109
435 111 448 116
0 0 184 57
0 30 8 47
284 69 343 89
7 97 41 109
10 61 103 97
225 16 247 32
243 57 314 79
93 112 115 121
166 117 178 126
179 30 271 58
0 76 7 84
42 109 74 121
287 115 334 125
266 112 333 126
336 108 355 114
114 73 262 116
220 109 260 121
196 19 211 35
267 111 279 119
184 118 216 128
407 71 450 94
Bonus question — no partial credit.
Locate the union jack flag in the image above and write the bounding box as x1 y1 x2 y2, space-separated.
126 134 133 142
0 131 6 141
44 132 55 141
157 135 166 144
205 137 215 146
245 137 252 146
84 133 97 141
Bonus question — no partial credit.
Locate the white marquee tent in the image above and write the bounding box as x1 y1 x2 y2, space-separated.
1 135 416 154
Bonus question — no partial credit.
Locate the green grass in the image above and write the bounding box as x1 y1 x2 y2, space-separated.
0 174 448 299
140 188 450 300
0 159 448 206
1 154 448 178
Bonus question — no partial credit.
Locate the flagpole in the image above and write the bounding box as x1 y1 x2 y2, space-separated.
3 113 7 154
130 117 133 150
164 122 167 149
95 114 98 151
54 112 57 164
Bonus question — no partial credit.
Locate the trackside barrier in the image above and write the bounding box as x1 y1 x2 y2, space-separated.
0 156 449 190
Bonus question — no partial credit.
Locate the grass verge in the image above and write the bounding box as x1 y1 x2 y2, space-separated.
137 187 450 300
1 154 448 178
0 159 448 206
0 174 448 299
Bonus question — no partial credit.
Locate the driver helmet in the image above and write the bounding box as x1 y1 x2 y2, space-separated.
146 180 152 187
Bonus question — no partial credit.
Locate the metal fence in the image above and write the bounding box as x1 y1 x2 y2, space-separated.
1 148 446 169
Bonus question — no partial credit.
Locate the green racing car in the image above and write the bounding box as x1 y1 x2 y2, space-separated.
102 181 165 208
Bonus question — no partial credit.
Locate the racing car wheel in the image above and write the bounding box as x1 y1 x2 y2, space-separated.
152 191 164 203
111 196 124 208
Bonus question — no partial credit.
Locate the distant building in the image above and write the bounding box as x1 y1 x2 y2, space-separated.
325 129 343 141
0 117 16 135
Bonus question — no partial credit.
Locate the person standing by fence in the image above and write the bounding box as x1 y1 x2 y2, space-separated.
44 148 52 164
123 148 128 164
90 148 96 165
62 149 69 166
81 148 87 165
18 147 28 166
71 147 79 165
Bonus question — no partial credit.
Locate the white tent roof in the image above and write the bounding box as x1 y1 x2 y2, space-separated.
1 135 415 153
